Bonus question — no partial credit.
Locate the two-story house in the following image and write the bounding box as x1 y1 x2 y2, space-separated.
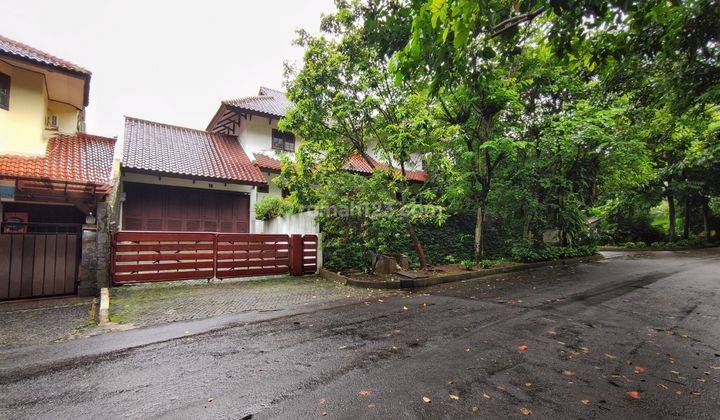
0 35 116 299
118 87 427 234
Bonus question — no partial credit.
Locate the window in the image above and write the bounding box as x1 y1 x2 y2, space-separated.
0 72 9 110
272 129 295 152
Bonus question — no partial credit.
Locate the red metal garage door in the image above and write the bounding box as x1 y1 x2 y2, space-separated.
122 183 250 233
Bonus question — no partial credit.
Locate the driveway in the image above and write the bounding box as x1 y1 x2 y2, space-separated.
0 297 95 351
1 248 719 418
110 275 385 328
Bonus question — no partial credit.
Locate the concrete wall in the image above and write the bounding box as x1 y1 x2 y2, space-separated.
0 61 47 155
0 60 82 156
254 210 319 235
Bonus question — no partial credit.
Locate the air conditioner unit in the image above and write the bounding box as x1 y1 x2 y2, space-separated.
46 114 59 129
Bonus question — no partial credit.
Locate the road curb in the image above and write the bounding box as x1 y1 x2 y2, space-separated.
321 254 604 289
599 244 718 252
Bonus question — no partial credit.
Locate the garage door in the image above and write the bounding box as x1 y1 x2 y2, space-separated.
122 183 250 233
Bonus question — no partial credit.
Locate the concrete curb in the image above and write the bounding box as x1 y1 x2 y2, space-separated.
599 244 718 252
322 254 604 289
97 288 110 325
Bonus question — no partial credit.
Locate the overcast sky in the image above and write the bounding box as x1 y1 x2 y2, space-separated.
1 0 336 139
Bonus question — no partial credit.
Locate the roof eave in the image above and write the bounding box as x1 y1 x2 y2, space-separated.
121 166 268 187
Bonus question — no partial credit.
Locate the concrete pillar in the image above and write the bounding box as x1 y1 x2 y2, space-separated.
77 204 113 297
77 222 98 297
95 203 112 290
249 187 258 233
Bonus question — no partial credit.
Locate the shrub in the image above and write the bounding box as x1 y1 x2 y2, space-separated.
510 242 597 263
254 197 289 221
460 259 474 270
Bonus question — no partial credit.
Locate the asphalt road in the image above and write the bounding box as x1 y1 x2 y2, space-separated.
2 249 719 419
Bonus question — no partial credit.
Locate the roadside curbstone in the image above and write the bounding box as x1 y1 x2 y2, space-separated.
322 254 604 289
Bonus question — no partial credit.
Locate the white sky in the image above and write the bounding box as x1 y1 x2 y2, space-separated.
1 0 336 139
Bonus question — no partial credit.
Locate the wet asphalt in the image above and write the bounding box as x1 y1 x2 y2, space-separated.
1 249 719 419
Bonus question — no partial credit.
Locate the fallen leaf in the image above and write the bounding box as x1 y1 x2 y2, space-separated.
671 370 680 375
520 407 532 416
605 353 618 360
483 393 491 400
658 384 668 390
472 406 479 413
627 391 640 399
402 306 409 311
319 397 326 405
449 394 460 400
634 366 646 374
422 396 431 403
358 390 372 397
339 345 349 350
581 399 590 405
518 344 528 353
692 391 701 396
710 366 720 370
562 370 575 376
525 382 532 387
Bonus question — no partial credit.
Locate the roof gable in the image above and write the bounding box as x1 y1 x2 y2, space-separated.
0 34 90 75
221 86 291 119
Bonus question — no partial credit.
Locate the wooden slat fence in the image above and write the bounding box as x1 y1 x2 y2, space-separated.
112 231 318 285
0 233 79 300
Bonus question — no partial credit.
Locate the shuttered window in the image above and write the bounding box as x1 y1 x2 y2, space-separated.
0 72 10 110
272 129 295 152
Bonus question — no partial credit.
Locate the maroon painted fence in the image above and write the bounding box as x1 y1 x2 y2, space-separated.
111 231 318 285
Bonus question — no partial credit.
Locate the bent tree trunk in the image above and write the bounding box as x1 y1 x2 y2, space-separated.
702 199 710 242
474 205 484 262
667 193 676 242
683 197 691 239
407 224 428 270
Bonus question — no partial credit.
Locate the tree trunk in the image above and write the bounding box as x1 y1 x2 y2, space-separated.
667 193 676 242
683 197 691 239
702 199 710 242
474 205 484 262
407 224 428 270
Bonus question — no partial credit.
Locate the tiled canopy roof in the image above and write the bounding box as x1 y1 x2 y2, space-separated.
223 87 291 118
0 133 115 186
254 153 283 172
345 154 428 182
0 34 90 75
253 152 427 182
123 117 266 185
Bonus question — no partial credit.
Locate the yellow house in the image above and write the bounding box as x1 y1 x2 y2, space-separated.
0 34 115 299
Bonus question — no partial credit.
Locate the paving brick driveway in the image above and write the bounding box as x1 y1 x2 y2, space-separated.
0 297 95 350
110 275 388 328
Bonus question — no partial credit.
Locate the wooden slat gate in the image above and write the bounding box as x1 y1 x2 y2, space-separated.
0 233 80 300
111 231 318 285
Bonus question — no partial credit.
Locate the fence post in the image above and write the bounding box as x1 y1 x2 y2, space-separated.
212 233 219 279
290 234 303 276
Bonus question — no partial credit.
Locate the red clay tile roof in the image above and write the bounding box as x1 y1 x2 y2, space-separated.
223 87 291 118
0 133 115 186
123 117 266 185
345 154 428 182
0 34 91 75
254 152 427 181
253 153 283 172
